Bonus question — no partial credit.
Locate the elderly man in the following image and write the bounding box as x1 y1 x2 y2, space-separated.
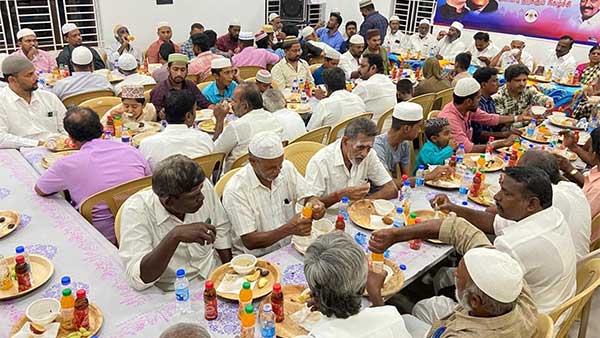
435 21 466 61
358 0 388 41
11 28 56 73
152 42 176 84
339 21 357 54
490 35 535 71
312 49 341 85
305 118 398 207
146 22 180 64
340 34 365 80
223 131 325 256
408 19 437 55
159 323 211 338
56 23 105 72
188 33 224 82
113 53 155 96
0 55 66 148
255 69 273 93
217 22 241 54
213 82 282 170
232 32 280 69
35 106 150 245
384 16 406 54
439 78 530 153
353 54 396 121
536 35 577 81
317 12 345 52
269 13 284 44
140 90 214 170
119 155 232 290
363 29 391 75
52 47 112 100
308 67 366 130
105 24 142 70
202 58 241 105
271 37 315 89
180 23 205 60
494 64 554 119
262 89 306 142
305 232 412 338
466 32 499 67
150 53 210 114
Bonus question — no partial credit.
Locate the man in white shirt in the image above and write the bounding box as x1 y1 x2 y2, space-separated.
262 89 305 142
52 46 112 100
467 32 499 67
435 21 467 61
119 155 231 291
0 55 66 149
223 132 326 256
139 89 214 170
536 35 577 81
339 34 365 80
305 117 398 208
213 82 283 170
384 16 405 54
490 35 535 71
105 24 143 70
308 67 366 130
408 19 437 56
305 231 412 338
0 53 7 89
353 54 396 121
113 53 155 96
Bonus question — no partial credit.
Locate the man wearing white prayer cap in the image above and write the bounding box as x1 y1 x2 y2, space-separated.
146 22 180 64
255 69 272 93
56 23 105 73
201 58 241 105
216 20 241 55
490 34 535 71
105 24 143 71
384 15 406 54
223 130 326 256
312 48 341 85
268 13 284 44
301 26 317 41
11 28 57 73
52 46 112 100
339 34 365 80
434 21 467 61
407 18 436 55
232 31 280 69
113 53 156 96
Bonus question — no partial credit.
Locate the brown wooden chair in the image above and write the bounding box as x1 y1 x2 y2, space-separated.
197 81 212 92
62 90 115 107
215 168 241 199
283 141 325 176
238 66 263 79
230 152 250 170
533 313 553 338
409 93 436 119
203 74 216 82
289 126 331 145
433 87 454 111
328 113 374 144
192 152 226 184
79 96 122 119
309 63 322 73
186 74 199 84
376 106 395 134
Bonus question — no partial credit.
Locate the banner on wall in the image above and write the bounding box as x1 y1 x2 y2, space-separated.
433 0 599 45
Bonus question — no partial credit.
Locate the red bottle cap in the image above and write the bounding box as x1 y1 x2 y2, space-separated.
337 214 344 221
415 218 421 223
450 155 456 160
273 283 281 292
15 255 24 264
489 136 495 142
205 280 214 289
76 289 86 298
401 174 408 181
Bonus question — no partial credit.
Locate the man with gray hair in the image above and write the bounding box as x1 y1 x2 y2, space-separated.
262 89 305 142
304 231 411 337
305 117 397 207
119 154 232 291
159 323 211 338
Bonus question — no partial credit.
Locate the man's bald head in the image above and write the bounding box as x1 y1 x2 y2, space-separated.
159 323 211 338
517 150 561 184
63 106 103 143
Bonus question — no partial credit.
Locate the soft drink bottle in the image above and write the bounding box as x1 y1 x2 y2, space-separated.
174 269 191 314
241 304 256 338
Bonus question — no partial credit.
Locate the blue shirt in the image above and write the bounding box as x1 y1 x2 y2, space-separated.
373 134 410 174
180 38 195 60
415 140 454 173
340 39 350 54
201 81 238 104
313 65 325 85
359 11 388 42
316 28 344 52
472 95 501 143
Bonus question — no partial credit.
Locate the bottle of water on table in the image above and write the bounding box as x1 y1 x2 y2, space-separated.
174 268 191 314
458 171 471 205
456 144 465 164
526 118 536 137
415 165 425 189
393 207 405 228
339 196 349 221
261 303 276 338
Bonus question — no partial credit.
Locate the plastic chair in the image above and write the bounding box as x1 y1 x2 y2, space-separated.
197 81 212 92
230 152 250 171
114 204 124 245
534 313 554 338
144 89 152 102
289 126 331 145
591 213 600 252
428 110 441 119
283 141 325 176
309 56 324 65
245 77 256 83
433 87 454 110
238 66 263 79
215 168 241 199
192 152 226 184
328 113 374 144
79 96 122 119
310 63 322 73
549 258 600 338
143 83 156 92
186 74 198 84
376 106 395 134
62 89 115 107
409 93 436 120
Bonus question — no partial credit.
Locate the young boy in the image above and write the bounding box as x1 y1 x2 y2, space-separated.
416 118 458 170
396 78 414 103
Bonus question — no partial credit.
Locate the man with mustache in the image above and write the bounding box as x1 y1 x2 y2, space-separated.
145 22 180 64
217 21 241 55
11 28 56 73
56 23 105 73
467 0 498 13
407 19 437 55
580 0 600 29
271 36 314 89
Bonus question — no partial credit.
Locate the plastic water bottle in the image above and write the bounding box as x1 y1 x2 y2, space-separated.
15 246 31 268
260 303 276 338
401 180 412 202
339 196 349 221
527 118 536 137
589 117 599 133
415 165 425 189
291 79 299 93
160 120 168 131
174 269 191 314
577 117 588 130
458 171 471 205
456 144 465 164
61 276 71 290
393 207 405 228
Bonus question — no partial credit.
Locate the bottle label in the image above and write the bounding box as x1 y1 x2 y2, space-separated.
17 271 32 292
372 261 384 273
61 308 74 329
416 178 424 187
176 288 189 302
272 300 284 322
74 307 89 330
261 326 275 338
241 326 255 338
205 298 218 320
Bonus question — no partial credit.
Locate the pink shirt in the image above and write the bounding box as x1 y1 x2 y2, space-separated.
232 47 280 69
145 40 180 64
36 139 151 244
584 166 600 242
438 102 500 152
12 48 57 73
189 51 223 81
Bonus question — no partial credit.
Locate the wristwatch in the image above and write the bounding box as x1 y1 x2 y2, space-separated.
569 168 579 176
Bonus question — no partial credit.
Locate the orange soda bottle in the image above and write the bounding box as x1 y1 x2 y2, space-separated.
240 304 256 338
238 281 252 318
371 252 384 273
60 288 75 330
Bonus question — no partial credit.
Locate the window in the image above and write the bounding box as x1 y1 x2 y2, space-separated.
0 0 101 54
393 0 437 34
265 0 324 28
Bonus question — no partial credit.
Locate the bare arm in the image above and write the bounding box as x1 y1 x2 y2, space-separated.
241 214 311 250
367 181 398 200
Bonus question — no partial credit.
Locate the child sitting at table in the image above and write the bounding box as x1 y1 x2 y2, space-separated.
415 118 457 172
396 78 413 103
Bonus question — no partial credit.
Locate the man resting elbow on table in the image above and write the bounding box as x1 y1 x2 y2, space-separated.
118 155 232 291
304 117 398 208
223 131 326 257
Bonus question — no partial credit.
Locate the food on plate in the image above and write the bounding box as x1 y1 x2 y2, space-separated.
291 288 312 303
258 277 268 289
259 268 270 277
29 322 46 334
382 216 393 225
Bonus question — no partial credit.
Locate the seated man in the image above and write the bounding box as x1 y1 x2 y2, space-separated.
223 131 325 256
52 46 112 100
316 12 345 52
103 85 157 125
152 42 176 84
145 22 180 64
105 24 143 70
180 23 205 60
271 36 315 89
0 55 66 148
299 26 326 62
119 155 231 290
439 77 530 153
362 29 391 75
396 78 413 103
427 166 576 314
232 31 280 69
255 69 273 93
305 231 412 338
312 49 341 86
450 52 472 87
56 23 105 73
305 117 398 207
140 90 214 170
470 67 510 143
466 32 499 67
213 82 283 170
113 53 155 96
11 28 56 73
536 35 577 81
188 32 224 82
150 53 210 114
353 54 396 121
262 89 306 142
308 67 366 130
35 106 150 245
407 19 437 55
339 34 365 80
159 323 211 338
435 21 466 61
490 35 535 71
201 58 241 105
216 22 241 54
384 16 406 54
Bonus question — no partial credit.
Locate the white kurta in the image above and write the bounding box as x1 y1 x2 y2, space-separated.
498 50 535 72
307 90 366 131
436 37 466 61
352 74 396 121
466 43 500 67
273 108 306 141
407 33 437 55
541 52 577 81
309 306 412 338
339 51 360 80
384 31 407 54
